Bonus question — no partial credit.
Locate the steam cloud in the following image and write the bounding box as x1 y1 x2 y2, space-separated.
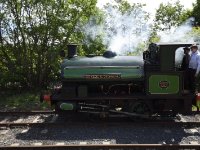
82 2 199 55
158 18 196 43
82 3 151 54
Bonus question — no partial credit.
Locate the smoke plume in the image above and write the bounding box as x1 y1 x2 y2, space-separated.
82 2 151 55
82 1 198 55
158 18 196 43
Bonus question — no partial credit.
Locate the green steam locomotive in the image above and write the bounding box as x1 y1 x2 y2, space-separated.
41 43 196 117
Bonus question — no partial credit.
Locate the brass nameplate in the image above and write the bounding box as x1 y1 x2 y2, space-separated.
84 74 121 79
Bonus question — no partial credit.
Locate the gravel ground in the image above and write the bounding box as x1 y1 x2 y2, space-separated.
179 114 200 122
0 114 55 123
0 114 200 146
0 122 200 146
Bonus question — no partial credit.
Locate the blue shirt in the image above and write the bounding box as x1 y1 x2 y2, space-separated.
189 51 200 74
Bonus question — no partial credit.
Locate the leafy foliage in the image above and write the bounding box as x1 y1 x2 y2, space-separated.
192 0 200 26
154 1 191 31
0 0 97 88
149 0 192 42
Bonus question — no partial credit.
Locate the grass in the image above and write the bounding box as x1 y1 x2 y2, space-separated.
0 91 52 111
192 105 198 111
192 105 200 111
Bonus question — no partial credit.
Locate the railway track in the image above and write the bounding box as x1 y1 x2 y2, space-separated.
0 110 55 115
1 121 200 128
0 144 200 150
0 110 200 128
0 111 200 149
0 110 199 116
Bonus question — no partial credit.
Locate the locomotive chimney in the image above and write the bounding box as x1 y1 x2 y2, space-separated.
67 44 78 58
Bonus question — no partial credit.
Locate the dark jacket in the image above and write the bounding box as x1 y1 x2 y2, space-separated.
181 54 190 70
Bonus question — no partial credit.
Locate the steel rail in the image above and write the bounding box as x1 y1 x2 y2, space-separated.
0 144 200 150
0 110 199 118
0 110 55 115
1 121 200 128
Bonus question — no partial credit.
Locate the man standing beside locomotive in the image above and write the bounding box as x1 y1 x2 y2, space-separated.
188 44 200 93
181 47 190 90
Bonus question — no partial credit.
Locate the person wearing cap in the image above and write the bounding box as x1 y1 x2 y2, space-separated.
181 47 190 90
188 44 200 93
181 47 190 70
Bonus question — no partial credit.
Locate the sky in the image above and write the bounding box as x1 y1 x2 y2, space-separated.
97 0 196 18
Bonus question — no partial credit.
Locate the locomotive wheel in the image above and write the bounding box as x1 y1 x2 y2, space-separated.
129 101 152 119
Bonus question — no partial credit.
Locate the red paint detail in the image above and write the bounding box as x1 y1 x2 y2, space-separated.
159 81 169 88
43 94 51 102
196 93 200 102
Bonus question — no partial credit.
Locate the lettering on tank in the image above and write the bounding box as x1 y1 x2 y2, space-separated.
84 74 121 79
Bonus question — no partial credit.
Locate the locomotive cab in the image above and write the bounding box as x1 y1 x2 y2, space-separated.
143 43 193 95
143 43 196 114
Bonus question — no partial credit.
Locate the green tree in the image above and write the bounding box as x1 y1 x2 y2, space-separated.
154 1 191 31
0 0 97 88
149 1 192 43
192 0 200 26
